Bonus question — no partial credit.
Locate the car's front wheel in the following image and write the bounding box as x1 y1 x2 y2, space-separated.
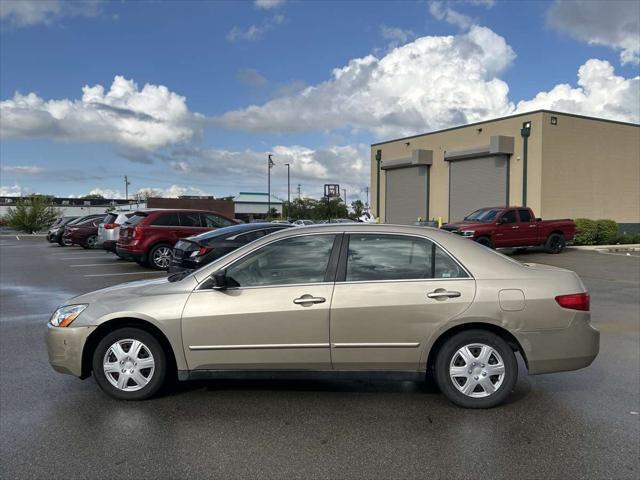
434 330 517 408
92 328 166 400
148 243 173 270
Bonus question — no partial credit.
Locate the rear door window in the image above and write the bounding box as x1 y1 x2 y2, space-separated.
201 213 234 228
518 209 532 222
151 212 180 226
179 212 202 227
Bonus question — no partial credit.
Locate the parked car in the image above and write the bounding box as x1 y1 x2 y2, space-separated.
47 224 598 408
116 209 237 270
55 214 105 246
168 222 293 274
62 214 106 249
98 212 134 254
270 220 291 224
292 219 314 226
46 216 77 243
442 207 576 253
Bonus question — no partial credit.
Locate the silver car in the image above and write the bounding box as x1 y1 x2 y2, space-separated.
46 224 599 408
97 212 134 254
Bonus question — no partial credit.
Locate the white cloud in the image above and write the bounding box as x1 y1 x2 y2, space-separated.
429 1 473 30
226 14 284 42
0 0 102 27
0 165 44 175
0 75 202 152
0 183 30 196
237 68 268 88
380 25 415 45
515 59 640 123
86 187 122 198
254 0 285 10
547 0 640 65
218 26 516 137
134 185 208 199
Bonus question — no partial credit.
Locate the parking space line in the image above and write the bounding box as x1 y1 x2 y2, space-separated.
59 256 112 260
70 263 138 267
84 272 166 277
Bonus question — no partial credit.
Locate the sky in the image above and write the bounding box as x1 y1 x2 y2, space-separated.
0 0 639 203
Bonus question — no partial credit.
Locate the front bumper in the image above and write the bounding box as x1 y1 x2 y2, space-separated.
515 317 600 375
46 324 96 377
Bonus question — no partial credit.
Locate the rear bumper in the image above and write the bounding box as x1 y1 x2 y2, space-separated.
46 324 96 378
515 317 600 375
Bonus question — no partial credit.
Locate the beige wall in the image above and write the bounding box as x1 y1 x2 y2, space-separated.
371 112 545 223
540 112 640 224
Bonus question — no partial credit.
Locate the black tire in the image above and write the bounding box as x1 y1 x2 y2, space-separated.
544 233 565 254
148 243 173 270
92 328 167 400
434 329 517 408
84 235 98 249
57 237 66 247
475 236 494 248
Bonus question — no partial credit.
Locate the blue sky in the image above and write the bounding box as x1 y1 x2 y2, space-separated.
1 0 638 201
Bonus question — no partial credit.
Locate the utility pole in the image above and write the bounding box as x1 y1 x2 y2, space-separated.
342 188 347 205
124 175 131 201
285 163 291 220
297 184 301 200
364 186 369 207
267 154 274 219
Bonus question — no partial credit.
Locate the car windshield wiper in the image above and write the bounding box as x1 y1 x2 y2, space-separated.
167 271 192 283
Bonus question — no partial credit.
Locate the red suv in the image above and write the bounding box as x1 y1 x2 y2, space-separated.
116 209 237 269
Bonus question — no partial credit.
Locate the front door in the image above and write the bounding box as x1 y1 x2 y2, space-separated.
493 209 519 247
330 233 475 370
181 233 339 371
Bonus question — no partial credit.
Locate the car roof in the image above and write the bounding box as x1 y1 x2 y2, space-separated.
189 222 291 241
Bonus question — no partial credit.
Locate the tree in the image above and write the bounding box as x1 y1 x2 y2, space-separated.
350 200 365 219
4 196 59 233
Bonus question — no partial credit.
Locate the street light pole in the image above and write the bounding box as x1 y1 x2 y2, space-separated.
284 163 291 220
267 154 274 219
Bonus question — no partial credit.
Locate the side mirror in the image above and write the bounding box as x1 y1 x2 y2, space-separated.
212 270 228 290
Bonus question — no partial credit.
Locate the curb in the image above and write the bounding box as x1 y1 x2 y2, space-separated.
569 244 640 252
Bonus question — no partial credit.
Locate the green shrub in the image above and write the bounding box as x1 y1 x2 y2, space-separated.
5 196 59 233
614 233 640 244
574 218 598 245
595 219 619 245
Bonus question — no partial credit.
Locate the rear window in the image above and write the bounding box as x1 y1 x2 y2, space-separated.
126 213 148 225
103 213 118 224
518 209 532 222
151 212 180 226
201 213 234 228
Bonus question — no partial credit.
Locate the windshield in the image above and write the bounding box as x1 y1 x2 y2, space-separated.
464 208 502 223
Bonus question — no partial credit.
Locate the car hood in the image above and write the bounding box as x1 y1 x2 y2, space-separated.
64 276 197 306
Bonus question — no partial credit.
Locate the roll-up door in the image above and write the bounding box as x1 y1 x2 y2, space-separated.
449 155 508 222
385 165 429 225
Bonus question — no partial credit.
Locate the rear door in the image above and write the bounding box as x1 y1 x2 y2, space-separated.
329 233 475 370
178 212 206 238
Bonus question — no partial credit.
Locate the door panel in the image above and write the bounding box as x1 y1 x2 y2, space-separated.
182 285 333 370
493 209 519 247
330 280 475 370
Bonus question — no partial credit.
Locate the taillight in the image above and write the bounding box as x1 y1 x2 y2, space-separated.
104 223 119 229
197 246 211 256
555 292 590 311
133 226 144 240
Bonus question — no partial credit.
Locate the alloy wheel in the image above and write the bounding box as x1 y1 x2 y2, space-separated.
449 343 505 398
103 339 155 392
152 247 172 269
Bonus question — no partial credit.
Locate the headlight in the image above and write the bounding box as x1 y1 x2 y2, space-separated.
49 304 88 327
460 230 475 237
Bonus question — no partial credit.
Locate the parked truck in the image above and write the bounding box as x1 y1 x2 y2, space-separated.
442 207 576 253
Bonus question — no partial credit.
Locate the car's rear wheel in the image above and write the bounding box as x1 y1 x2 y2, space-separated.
545 233 566 254
149 243 173 270
475 236 493 248
92 328 166 400
82 235 98 249
434 330 517 408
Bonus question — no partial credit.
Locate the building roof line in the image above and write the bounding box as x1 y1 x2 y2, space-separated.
370 109 640 147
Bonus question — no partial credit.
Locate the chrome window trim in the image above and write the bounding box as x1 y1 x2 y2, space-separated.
194 281 332 292
341 231 474 280
335 277 474 286
196 232 339 291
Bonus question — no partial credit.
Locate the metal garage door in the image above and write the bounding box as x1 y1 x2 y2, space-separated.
449 155 508 222
385 166 429 224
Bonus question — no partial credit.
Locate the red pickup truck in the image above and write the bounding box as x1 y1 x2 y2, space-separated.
442 207 575 253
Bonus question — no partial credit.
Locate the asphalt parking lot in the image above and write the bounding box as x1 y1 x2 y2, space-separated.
1 237 639 479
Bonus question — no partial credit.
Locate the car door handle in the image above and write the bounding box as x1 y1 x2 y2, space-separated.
511 226 519 229
427 290 461 299
529 225 537 228
293 295 326 305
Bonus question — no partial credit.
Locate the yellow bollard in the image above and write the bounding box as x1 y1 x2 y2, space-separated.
438 216 443 228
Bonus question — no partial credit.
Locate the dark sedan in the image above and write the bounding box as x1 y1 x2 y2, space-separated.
62 214 106 248
53 214 104 246
168 222 292 273
46 217 78 243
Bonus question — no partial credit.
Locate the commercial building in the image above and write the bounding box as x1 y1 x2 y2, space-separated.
0 196 145 218
233 192 283 222
371 110 640 231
